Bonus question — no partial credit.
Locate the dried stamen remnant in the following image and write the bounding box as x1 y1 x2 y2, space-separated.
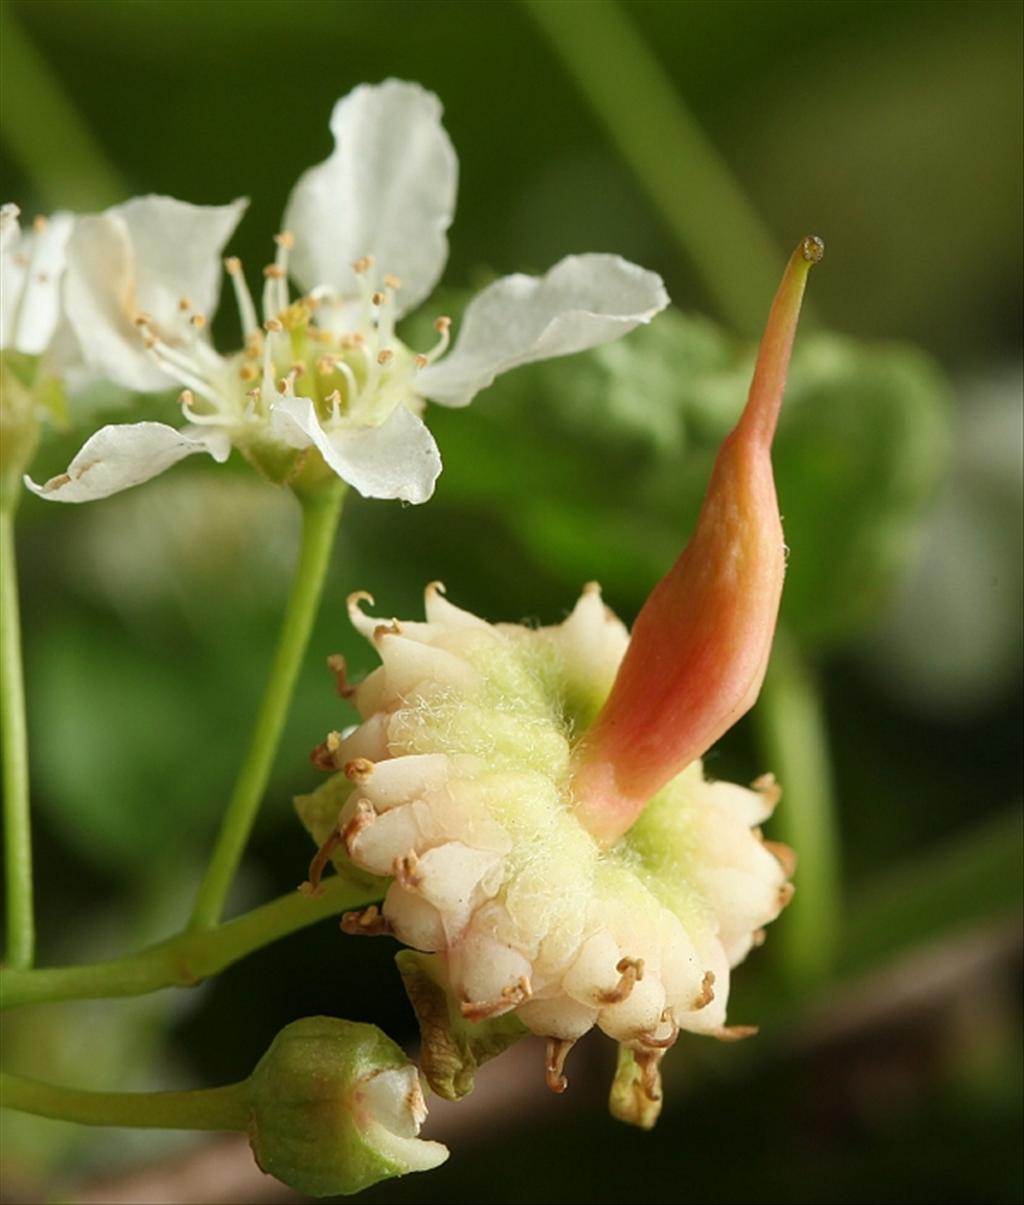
545 1037 575 1094
344 758 376 783
692 970 716 1011
598 957 644 1005
460 977 532 1023
634 1048 665 1102
311 730 342 771
341 799 377 856
326 654 356 698
302 827 344 895
393 850 423 891
340 905 392 936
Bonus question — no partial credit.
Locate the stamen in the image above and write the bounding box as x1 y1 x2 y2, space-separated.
545 1038 574 1094
341 799 376 858
422 315 451 365
598 957 645 1005
340 905 392 936
301 826 344 895
326 389 343 422
225 257 260 339
377 349 393 366
189 313 207 329
352 255 374 275
371 291 386 307
460 976 532 1022
31 214 48 234
382 273 401 289
326 653 356 698
140 328 221 404
310 729 342 772
393 849 423 891
178 296 192 312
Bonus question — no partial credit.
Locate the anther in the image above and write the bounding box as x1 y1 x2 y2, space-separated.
545 1038 574 1094
460 977 532 1022
239 363 258 382
224 256 242 274
371 290 385 306
178 296 192 312
310 730 343 771
340 905 393 937
344 757 375 783
382 273 401 289
692 970 716 1011
179 389 195 409
326 653 356 698
352 255 374 275
341 799 377 857
393 850 423 891
263 264 287 279
263 318 283 333
598 957 645 1005
316 356 336 375
133 313 152 328
414 353 428 368
274 230 295 249
189 313 206 329
377 349 393 366
32 214 48 233
434 316 451 333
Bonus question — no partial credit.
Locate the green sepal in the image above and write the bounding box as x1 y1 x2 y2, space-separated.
396 950 528 1101
608 1044 662 1130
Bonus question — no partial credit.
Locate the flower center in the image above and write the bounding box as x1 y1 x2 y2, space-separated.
135 233 450 438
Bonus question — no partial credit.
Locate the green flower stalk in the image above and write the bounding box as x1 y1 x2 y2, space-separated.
298 240 821 1121
2 1017 447 1198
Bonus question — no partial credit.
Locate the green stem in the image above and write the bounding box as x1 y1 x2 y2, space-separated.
753 628 841 985
523 0 782 335
189 481 345 931
2 505 33 969
2 873 377 1009
0 1070 250 1131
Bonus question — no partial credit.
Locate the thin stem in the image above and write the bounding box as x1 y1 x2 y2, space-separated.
2 873 376 1009
189 481 345 930
523 0 782 335
1 1071 250 1131
753 628 842 985
2 505 33 969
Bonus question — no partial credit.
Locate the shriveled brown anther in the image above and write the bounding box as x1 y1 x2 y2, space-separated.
634 1048 665 1102
460 976 532 1023
638 1018 680 1052
310 730 342 772
301 826 343 895
692 970 716 1011
598 957 645 1005
341 799 376 857
344 757 375 784
393 850 423 891
326 653 356 698
340 904 392 936
545 1037 575 1094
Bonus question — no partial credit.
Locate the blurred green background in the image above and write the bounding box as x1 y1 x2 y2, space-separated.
1 1 1021 1202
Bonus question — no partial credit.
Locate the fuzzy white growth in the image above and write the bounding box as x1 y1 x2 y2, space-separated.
308 583 793 1064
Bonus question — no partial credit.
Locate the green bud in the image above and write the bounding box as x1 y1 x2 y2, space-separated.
608 1044 663 1131
245 1016 448 1198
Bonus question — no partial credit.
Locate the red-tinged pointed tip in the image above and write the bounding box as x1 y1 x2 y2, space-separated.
572 238 823 847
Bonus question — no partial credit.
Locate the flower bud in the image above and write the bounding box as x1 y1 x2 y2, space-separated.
245 1016 447 1197
572 237 823 845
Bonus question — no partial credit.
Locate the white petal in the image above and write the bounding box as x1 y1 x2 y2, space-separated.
270 395 441 504
417 254 669 408
63 196 246 392
24 421 230 503
0 210 74 355
283 80 457 316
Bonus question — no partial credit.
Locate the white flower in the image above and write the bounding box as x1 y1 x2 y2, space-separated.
26 80 668 506
1 203 74 357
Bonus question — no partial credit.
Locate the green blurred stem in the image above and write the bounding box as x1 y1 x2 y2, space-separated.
1 1071 249 1131
0 6 123 209
1 504 33 970
753 629 841 984
1 873 375 1009
188 481 345 931
523 0 782 335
